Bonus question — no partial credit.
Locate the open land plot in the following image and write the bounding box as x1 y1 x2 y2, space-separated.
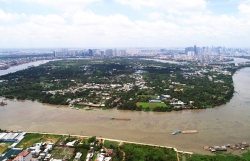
16 133 62 149
0 142 12 154
136 102 167 109
104 140 119 149
51 146 74 160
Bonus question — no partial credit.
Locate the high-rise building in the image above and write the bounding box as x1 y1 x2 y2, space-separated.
194 45 197 55
100 51 104 57
88 49 93 56
185 47 194 54
105 49 113 56
120 50 126 56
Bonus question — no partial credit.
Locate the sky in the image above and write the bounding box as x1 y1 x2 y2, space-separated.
0 0 250 48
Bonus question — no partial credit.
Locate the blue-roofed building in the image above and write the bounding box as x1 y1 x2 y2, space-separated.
0 148 23 161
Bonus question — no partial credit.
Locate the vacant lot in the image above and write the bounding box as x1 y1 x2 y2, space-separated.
136 102 166 109
0 142 12 154
17 133 62 149
51 146 74 160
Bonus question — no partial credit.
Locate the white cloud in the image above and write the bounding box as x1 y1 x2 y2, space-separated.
0 10 20 21
115 0 156 10
238 3 250 15
22 0 102 11
0 0 250 47
1 10 250 48
115 0 207 14
29 14 66 25
148 12 164 20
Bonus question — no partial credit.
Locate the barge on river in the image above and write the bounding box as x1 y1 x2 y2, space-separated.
110 117 131 121
181 130 198 134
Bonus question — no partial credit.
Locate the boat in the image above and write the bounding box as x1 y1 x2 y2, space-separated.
203 145 227 152
181 130 198 134
110 117 131 121
0 101 7 106
171 130 181 135
211 146 227 151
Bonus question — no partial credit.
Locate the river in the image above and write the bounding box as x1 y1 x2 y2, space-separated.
0 58 250 155
0 60 58 76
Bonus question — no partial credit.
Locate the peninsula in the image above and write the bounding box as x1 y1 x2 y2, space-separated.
0 58 249 112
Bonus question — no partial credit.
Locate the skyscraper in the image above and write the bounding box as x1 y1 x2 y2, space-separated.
194 45 197 55
88 49 93 56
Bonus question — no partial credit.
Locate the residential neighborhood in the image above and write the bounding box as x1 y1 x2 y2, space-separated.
0 132 116 161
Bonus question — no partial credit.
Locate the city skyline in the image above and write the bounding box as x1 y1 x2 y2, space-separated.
0 0 250 48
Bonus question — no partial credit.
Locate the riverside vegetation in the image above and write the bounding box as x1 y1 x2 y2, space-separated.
1 130 250 161
1 58 250 112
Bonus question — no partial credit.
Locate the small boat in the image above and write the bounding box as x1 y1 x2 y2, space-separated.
171 130 181 135
210 148 216 152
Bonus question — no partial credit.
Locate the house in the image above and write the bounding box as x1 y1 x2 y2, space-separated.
66 140 76 147
170 101 186 105
74 152 82 160
1 133 19 142
174 88 183 92
105 149 113 156
13 150 32 161
149 99 161 103
160 95 171 100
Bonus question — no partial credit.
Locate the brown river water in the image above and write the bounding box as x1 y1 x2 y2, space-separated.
1 60 250 155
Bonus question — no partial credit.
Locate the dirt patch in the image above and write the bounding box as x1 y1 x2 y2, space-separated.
0 143 6 147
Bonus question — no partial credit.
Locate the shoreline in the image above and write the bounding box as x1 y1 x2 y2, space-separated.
26 131 194 155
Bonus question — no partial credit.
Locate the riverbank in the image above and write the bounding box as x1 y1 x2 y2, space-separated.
26 131 194 155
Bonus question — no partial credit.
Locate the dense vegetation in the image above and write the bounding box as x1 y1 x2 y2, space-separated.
120 144 177 161
0 58 247 111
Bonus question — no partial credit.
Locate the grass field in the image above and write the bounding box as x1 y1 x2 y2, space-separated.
0 142 12 154
51 147 74 160
136 102 167 109
16 133 62 149
104 140 119 149
74 104 85 109
137 95 158 99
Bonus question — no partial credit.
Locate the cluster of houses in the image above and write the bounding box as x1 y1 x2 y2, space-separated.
43 73 153 108
85 142 112 161
95 149 112 161
44 73 150 96
0 131 116 161
11 142 55 161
